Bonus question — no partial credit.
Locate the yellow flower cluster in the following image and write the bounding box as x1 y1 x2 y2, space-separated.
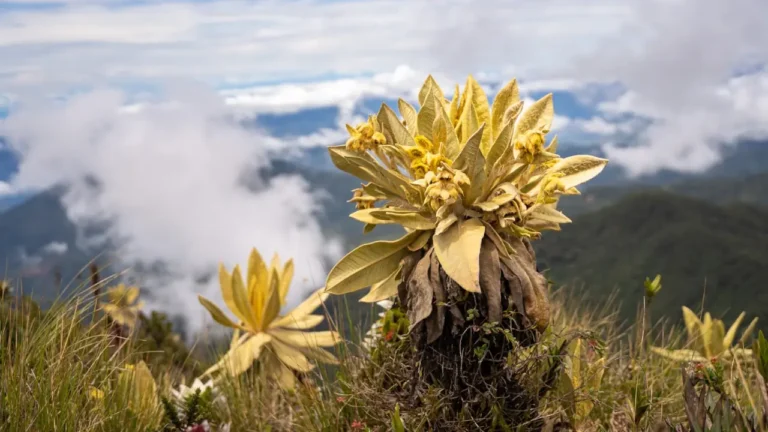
348 187 378 210
345 116 386 152
403 135 453 179
537 173 566 204
514 130 546 164
423 167 470 212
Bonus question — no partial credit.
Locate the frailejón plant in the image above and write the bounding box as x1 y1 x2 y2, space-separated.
651 306 757 362
102 284 144 329
324 74 607 341
198 248 340 388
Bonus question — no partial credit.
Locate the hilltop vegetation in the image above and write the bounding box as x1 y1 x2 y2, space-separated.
536 191 768 329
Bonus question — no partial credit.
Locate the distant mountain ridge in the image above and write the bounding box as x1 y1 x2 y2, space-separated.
1 140 767 327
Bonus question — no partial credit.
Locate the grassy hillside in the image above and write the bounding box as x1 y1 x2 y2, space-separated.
536 190 768 328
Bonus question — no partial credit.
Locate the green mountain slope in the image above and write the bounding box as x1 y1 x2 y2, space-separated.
557 171 768 216
535 191 768 328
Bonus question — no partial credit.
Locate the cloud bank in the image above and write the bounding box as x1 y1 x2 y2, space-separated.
0 83 343 333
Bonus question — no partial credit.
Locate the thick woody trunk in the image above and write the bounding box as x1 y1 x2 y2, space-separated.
397 235 557 429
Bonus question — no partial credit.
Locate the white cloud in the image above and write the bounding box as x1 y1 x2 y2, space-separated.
0 181 12 196
566 0 768 175
42 241 68 255
0 0 632 92
0 83 343 334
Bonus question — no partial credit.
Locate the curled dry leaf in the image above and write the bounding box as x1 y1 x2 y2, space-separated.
406 250 435 331
479 238 503 324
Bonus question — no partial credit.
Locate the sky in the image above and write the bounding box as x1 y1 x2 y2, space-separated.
0 0 767 331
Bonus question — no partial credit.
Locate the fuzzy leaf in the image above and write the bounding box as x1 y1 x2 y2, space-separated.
464 75 492 155
434 218 485 293
326 231 421 295
270 329 340 348
271 339 315 372
454 124 486 192
261 268 282 329
372 209 436 230
198 296 243 330
650 347 707 362
433 95 461 160
418 75 444 107
230 265 260 331
247 248 269 315
408 229 433 251
377 104 417 148
528 204 572 224
271 287 328 328
300 346 339 365
485 120 514 175
490 79 519 142
205 333 271 377
724 312 746 348
547 155 609 190
360 266 400 303
279 259 294 306
277 314 324 330
458 95 480 144
350 208 393 225
398 98 418 136
417 89 438 139
515 93 554 137
739 317 759 345
435 213 458 235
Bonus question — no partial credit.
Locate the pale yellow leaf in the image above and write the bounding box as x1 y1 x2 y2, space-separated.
546 135 559 153
350 208 393 225
433 94 460 160
547 155 609 189
360 266 400 303
485 120 514 175
435 213 458 235
271 287 328 328
277 314 324 330
325 231 421 294
260 268 282 329
198 295 245 330
398 98 418 136
271 339 316 372
279 259 293 306
739 317 759 345
457 94 480 144
650 346 706 363
230 265 260 331
528 204 572 223
433 218 485 293
418 75 444 107
205 333 271 377
246 249 268 316
218 265 249 327
408 229 433 251
270 329 340 348
372 209 436 230
417 89 438 139
724 312 746 348
466 75 492 155
453 124 486 186
515 93 554 137
490 79 519 142
300 346 339 365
